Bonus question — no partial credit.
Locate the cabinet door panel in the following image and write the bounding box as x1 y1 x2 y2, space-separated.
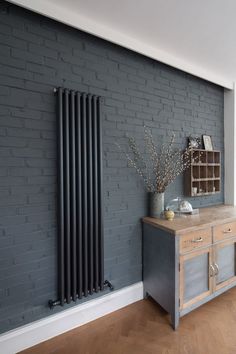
184 254 209 302
180 246 213 310
214 238 236 291
216 244 235 283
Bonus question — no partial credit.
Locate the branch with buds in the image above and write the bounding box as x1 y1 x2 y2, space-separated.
117 127 198 193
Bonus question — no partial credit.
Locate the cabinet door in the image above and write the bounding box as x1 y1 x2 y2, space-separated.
180 246 213 310
214 238 236 291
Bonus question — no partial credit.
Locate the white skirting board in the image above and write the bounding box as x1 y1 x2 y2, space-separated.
0 282 143 354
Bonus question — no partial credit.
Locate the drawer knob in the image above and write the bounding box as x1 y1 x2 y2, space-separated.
223 228 232 234
191 237 203 243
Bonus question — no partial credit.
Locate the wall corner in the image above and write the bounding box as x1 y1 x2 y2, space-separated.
224 83 236 205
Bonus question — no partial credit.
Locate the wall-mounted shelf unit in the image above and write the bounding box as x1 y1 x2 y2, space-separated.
185 149 221 197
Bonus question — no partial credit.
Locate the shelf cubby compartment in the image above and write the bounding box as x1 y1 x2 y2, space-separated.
192 150 200 164
207 166 214 178
200 166 207 179
192 181 199 196
199 181 207 194
207 151 214 164
214 166 220 179
193 165 199 180
214 152 220 164
214 180 220 193
199 151 207 164
208 180 214 193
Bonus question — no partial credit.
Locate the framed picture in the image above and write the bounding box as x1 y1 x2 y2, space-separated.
202 135 213 151
188 136 201 149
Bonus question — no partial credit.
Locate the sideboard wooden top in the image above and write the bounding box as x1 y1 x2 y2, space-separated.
143 205 236 235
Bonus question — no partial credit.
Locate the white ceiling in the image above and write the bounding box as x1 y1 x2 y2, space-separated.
9 0 236 89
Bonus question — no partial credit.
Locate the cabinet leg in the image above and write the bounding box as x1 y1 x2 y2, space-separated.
171 312 179 330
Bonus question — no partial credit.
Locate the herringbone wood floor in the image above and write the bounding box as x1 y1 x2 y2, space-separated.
20 287 236 354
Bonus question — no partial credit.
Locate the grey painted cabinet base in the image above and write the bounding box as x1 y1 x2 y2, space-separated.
143 213 236 330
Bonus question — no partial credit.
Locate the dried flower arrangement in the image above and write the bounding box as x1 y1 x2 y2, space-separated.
118 127 195 193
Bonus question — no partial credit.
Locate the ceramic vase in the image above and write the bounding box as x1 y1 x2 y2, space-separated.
149 192 164 218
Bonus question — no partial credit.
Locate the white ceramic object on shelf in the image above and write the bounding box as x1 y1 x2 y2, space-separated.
179 200 193 212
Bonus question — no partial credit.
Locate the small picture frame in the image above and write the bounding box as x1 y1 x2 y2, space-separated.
188 136 201 149
202 135 213 151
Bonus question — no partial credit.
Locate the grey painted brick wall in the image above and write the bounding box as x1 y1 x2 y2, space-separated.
0 1 224 333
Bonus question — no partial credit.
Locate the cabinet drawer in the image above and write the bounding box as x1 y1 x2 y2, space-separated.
213 222 236 242
180 228 212 254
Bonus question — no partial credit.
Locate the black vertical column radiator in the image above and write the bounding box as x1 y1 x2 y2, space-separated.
49 88 113 308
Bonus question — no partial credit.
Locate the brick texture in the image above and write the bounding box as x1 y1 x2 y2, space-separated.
0 1 224 333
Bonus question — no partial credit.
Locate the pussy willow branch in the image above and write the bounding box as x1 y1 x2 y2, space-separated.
126 136 154 191
117 128 195 193
116 141 154 192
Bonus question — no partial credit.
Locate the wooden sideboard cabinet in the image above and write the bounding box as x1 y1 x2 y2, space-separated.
143 205 236 329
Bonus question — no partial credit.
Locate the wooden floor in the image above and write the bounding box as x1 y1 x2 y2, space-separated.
20 287 236 354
